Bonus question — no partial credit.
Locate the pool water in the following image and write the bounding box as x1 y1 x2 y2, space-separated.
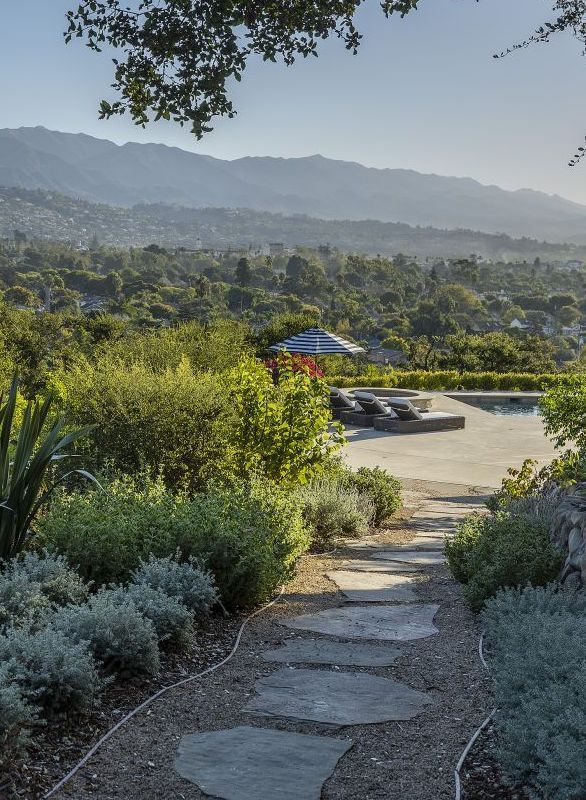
470 400 541 417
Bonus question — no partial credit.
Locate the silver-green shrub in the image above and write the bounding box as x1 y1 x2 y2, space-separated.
297 476 375 550
4 551 89 605
483 585 586 800
0 574 52 633
130 554 217 615
501 494 560 528
0 551 89 631
105 584 192 644
50 592 160 677
0 664 38 766
0 626 102 714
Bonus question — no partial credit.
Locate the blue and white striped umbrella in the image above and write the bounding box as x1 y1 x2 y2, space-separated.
269 327 365 356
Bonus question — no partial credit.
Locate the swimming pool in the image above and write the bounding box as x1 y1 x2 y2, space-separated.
458 397 541 416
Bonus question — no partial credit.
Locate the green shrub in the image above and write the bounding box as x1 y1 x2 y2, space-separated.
483 585 586 800
105 585 192 645
297 476 374 550
541 375 586 450
131 555 217 615
174 480 310 608
328 371 568 392
0 626 102 714
102 319 252 374
489 451 586 511
38 475 179 585
63 357 235 492
445 504 563 610
0 665 38 766
346 466 401 525
40 476 309 609
226 354 344 485
50 592 160 677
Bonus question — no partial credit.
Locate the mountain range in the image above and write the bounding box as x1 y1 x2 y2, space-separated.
2 126 586 245
2 186 586 262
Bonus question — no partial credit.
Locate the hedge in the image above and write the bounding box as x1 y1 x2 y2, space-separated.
329 371 575 392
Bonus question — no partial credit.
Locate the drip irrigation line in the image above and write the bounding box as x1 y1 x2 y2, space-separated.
43 586 285 799
453 631 497 800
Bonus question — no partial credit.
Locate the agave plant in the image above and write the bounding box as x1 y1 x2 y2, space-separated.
0 376 97 561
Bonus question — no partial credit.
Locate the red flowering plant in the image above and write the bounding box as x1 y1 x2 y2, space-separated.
264 352 324 383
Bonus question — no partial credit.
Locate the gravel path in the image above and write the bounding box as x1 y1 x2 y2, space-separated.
49 480 494 800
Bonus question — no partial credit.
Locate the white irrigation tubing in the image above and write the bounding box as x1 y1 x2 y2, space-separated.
453 631 497 800
43 587 285 799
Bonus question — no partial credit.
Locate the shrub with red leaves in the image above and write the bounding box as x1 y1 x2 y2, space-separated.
264 353 324 382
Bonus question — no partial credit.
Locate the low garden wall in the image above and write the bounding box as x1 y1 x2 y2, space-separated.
550 485 586 588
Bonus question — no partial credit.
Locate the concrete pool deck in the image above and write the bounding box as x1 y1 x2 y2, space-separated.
343 395 556 490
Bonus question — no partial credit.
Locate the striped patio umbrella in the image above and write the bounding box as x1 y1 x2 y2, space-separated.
269 327 365 356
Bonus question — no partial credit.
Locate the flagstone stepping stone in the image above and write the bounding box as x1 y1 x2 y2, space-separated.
175 726 352 800
340 559 420 573
413 520 459 532
413 504 482 519
422 504 484 515
284 604 440 641
244 668 431 725
401 536 446 551
262 638 401 666
325 570 418 602
372 550 446 565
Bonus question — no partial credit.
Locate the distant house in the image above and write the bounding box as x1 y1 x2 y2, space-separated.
542 314 556 336
562 325 582 337
367 348 408 367
79 296 107 313
509 318 529 330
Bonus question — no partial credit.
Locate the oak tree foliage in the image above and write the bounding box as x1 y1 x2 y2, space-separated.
64 0 419 137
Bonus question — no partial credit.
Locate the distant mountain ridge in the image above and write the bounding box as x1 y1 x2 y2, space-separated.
2 126 586 244
2 185 586 261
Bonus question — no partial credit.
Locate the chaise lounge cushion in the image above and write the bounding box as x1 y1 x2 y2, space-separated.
373 411 465 433
329 387 356 419
385 399 424 421
339 391 396 427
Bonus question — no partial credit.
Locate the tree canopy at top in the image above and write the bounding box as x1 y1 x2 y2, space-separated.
65 0 586 159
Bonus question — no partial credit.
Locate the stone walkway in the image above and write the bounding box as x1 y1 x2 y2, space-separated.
174 496 484 800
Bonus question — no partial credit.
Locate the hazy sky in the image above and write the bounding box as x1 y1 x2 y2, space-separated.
2 0 586 203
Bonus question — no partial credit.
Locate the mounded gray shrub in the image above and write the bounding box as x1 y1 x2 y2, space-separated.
3 551 89 605
0 574 51 633
298 476 375 550
0 551 89 631
130 554 217 615
105 584 192 644
0 626 102 714
50 592 160 677
483 584 586 800
0 664 38 766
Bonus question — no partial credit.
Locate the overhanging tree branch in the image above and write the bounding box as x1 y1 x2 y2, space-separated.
65 0 585 164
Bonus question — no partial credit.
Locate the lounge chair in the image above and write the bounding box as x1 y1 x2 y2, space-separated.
339 391 397 427
329 387 356 419
374 398 465 432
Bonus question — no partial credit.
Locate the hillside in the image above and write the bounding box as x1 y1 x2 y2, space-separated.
3 126 586 243
1 186 585 261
